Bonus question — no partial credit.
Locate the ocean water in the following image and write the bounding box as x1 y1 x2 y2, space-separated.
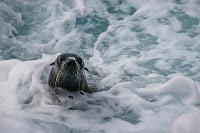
0 0 200 132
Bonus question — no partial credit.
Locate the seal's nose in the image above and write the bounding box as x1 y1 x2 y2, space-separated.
68 59 76 66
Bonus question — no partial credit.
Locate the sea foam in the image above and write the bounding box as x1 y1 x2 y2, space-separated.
0 0 200 132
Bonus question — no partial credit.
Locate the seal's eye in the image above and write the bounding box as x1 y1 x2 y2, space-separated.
76 57 84 67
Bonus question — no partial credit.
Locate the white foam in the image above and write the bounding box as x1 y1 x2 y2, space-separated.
0 117 44 133
0 0 200 132
172 111 200 133
136 75 200 105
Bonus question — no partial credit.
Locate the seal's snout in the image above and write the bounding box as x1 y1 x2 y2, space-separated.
67 59 76 67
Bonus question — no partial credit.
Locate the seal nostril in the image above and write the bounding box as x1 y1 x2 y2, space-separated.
68 59 76 66
68 95 73 99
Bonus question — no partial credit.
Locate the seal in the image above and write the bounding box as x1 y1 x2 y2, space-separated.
48 53 91 98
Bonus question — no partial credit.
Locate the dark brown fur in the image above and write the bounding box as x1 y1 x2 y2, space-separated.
48 53 91 94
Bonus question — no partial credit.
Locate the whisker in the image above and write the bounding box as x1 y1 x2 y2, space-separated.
55 62 66 87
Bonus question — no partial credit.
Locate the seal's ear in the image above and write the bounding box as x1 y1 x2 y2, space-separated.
50 62 55 66
84 67 89 71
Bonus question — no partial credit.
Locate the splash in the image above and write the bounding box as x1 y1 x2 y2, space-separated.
0 0 200 132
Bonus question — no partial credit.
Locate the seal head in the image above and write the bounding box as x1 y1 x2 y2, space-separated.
48 53 90 93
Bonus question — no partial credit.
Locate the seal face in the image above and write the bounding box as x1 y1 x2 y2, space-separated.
48 53 90 94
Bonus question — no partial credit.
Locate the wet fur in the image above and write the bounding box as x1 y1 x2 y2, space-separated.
48 53 91 94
